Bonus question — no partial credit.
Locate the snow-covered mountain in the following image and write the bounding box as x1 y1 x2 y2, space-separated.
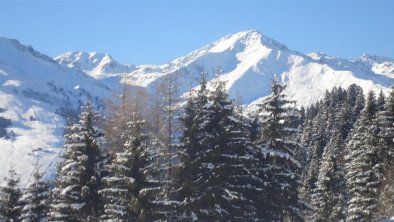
114 30 393 108
0 38 111 185
0 30 393 185
55 51 136 79
359 53 394 78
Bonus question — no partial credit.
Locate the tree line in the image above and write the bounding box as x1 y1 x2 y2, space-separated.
0 73 393 221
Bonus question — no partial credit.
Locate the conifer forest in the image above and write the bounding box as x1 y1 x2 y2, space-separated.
1 74 394 222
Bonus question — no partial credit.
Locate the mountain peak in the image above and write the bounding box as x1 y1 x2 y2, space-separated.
55 51 135 78
161 30 291 74
209 30 288 53
55 51 114 66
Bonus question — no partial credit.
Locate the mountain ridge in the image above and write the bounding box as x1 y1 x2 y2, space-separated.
115 30 393 106
55 51 136 79
55 30 393 106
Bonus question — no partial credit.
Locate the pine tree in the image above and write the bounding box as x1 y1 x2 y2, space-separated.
299 107 318 198
49 102 104 221
256 77 303 221
301 85 364 209
310 94 348 222
299 106 306 126
345 90 384 222
376 86 394 219
379 86 394 172
19 162 50 222
99 116 140 221
202 80 256 220
172 76 208 220
349 84 365 126
249 116 261 143
338 99 353 139
0 165 22 222
377 90 386 112
311 131 346 222
302 103 329 195
174 78 256 220
302 141 321 202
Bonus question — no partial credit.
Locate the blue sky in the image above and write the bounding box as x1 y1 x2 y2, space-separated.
0 0 393 65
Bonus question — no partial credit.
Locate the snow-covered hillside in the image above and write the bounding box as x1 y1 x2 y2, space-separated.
0 38 111 185
1 30 393 185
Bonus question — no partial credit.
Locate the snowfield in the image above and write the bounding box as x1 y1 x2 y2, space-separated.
0 30 393 185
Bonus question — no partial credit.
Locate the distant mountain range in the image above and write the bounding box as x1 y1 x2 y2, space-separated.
0 30 393 184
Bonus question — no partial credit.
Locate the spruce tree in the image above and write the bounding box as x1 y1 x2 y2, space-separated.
249 117 261 143
99 110 156 221
301 85 364 206
349 85 365 126
376 86 394 219
19 163 49 222
377 90 386 112
172 76 209 220
302 141 321 202
49 102 104 221
302 104 329 194
256 77 303 221
345 90 383 222
174 78 256 221
339 99 353 139
203 80 256 220
0 165 22 222
311 131 346 222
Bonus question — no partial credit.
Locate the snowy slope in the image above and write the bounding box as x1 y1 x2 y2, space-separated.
0 38 111 185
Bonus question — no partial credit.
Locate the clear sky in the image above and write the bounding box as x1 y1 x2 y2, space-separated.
0 0 393 65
